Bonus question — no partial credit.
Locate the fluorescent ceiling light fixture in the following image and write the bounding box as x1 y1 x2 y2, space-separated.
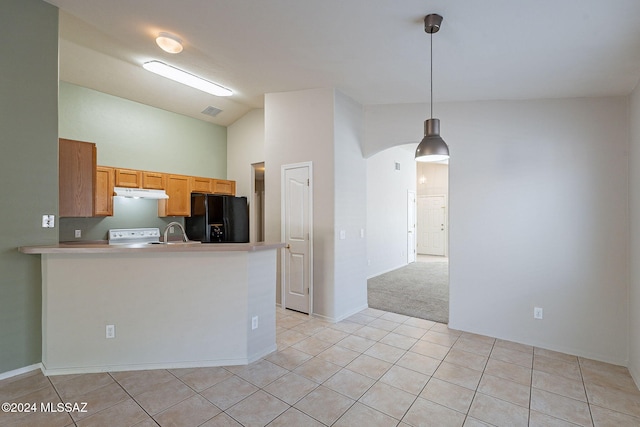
156 32 183 54
143 60 233 96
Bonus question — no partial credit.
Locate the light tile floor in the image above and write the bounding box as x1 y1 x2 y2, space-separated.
1 307 640 426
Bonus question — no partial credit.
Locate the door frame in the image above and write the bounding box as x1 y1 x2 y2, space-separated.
280 161 314 315
407 190 416 263
250 162 265 243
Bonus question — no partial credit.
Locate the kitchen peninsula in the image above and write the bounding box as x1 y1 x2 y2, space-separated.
19 242 284 375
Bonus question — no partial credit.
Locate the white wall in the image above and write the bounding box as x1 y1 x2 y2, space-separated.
41 250 276 374
333 91 368 318
227 109 265 199
264 88 336 318
630 83 640 382
365 97 630 365
366 145 417 278
263 88 368 321
417 163 448 197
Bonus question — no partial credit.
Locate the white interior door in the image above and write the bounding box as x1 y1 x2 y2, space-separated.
407 190 416 263
418 195 446 256
281 163 312 314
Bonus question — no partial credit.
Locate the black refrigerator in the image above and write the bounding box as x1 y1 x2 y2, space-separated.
185 193 249 243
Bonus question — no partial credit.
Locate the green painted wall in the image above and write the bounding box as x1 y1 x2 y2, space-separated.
0 0 58 374
58 82 228 241
59 82 227 175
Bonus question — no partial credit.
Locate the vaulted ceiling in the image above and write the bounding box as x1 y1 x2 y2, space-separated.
45 0 640 126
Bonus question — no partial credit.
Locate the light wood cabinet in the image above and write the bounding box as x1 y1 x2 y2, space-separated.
96 164 235 217
115 168 141 188
94 166 114 216
59 138 96 217
190 176 212 193
159 174 191 217
212 179 236 195
142 171 166 190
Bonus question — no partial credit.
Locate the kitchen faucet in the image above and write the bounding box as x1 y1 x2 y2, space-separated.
163 221 189 243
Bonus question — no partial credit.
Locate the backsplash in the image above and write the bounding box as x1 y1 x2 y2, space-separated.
59 197 183 242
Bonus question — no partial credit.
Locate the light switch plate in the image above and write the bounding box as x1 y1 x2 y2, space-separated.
534 307 543 319
42 215 55 228
106 324 115 339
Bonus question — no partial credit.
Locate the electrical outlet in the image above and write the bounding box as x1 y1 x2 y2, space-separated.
534 307 543 320
74 229 82 238
106 324 115 338
251 316 259 330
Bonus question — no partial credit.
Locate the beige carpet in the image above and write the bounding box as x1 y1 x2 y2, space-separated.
367 261 449 323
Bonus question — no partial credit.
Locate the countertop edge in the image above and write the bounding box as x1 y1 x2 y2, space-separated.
19 242 286 254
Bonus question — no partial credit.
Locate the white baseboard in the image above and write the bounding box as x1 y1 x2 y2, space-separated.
42 358 249 376
40 342 278 376
247 344 278 364
0 363 42 381
367 263 408 280
312 303 369 323
629 364 640 391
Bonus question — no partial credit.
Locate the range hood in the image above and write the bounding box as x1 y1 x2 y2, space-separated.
113 187 169 199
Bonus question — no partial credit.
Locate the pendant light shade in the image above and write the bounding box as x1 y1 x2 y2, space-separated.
415 118 449 162
415 13 450 163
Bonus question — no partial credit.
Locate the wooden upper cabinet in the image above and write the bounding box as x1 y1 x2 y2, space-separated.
114 168 141 188
59 138 96 217
158 174 191 217
212 179 236 195
94 166 114 217
190 176 212 193
190 177 236 195
142 171 166 190
94 163 236 217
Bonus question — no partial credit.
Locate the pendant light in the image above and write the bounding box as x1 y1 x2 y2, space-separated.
415 14 450 163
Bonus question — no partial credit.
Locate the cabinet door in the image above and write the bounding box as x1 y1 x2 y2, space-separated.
211 179 236 195
159 174 190 217
59 138 96 217
191 176 212 193
94 166 114 216
143 171 166 190
115 168 141 188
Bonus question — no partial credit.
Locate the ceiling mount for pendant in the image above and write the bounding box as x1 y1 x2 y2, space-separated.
424 13 443 34
416 13 450 163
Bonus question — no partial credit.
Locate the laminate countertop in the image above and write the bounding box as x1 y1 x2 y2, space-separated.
19 241 285 254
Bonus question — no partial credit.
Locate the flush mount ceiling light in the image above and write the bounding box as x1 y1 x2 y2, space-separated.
415 13 450 163
143 60 233 96
155 32 183 54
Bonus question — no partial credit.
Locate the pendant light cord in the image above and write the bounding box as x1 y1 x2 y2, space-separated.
430 31 433 119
